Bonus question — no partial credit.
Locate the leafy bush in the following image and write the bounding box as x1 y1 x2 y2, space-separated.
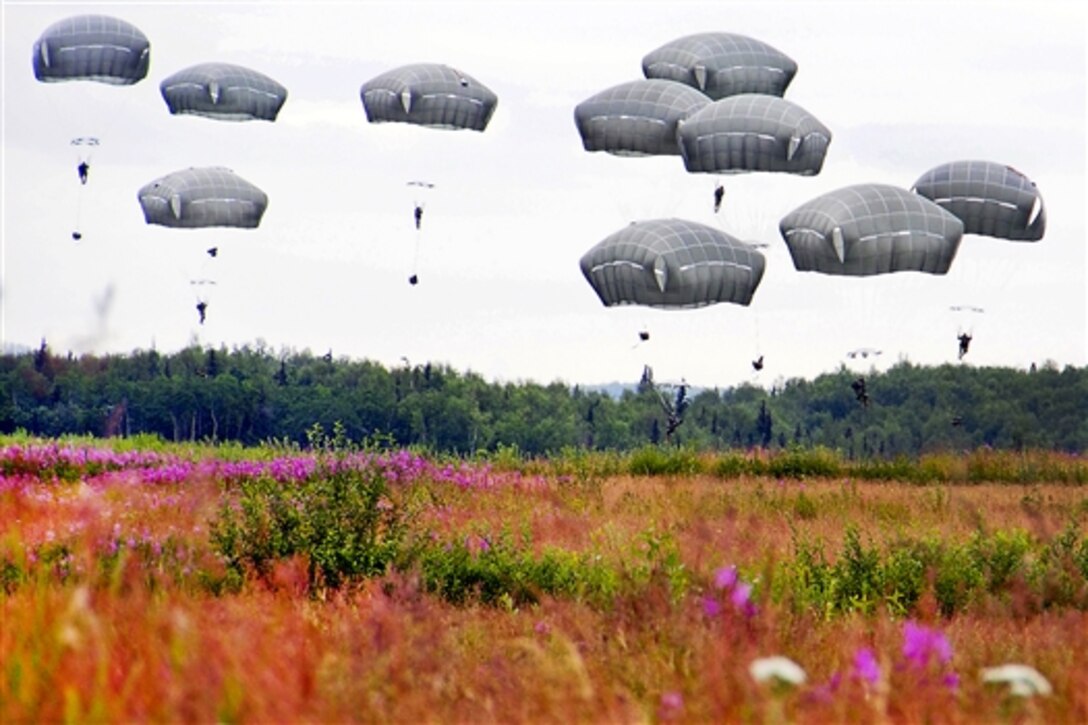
627 445 704 476
969 530 1031 592
964 449 1088 485
778 526 1088 617
412 527 690 609
882 544 927 616
854 455 936 484
1029 521 1088 609
414 533 616 607
931 543 982 616
837 527 883 613
767 446 843 479
547 445 624 483
210 461 407 591
711 451 751 478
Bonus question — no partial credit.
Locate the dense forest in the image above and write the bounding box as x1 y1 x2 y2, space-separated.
2 341 1085 455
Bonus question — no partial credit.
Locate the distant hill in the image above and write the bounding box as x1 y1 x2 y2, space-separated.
581 382 637 400
582 381 709 400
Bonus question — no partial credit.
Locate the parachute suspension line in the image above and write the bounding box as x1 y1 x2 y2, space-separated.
406 181 433 286
949 305 983 362
412 226 423 283
72 183 85 242
410 200 423 285
992 256 1023 305
189 244 218 325
753 309 763 355
745 309 765 376
38 84 77 205
198 247 216 284
70 145 94 241
190 279 214 327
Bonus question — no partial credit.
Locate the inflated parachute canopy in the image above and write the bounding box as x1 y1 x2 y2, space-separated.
33 14 150 85
574 79 710 156
160 63 288 122
780 184 964 276
580 218 766 309
138 167 268 229
642 32 797 100
678 94 831 175
911 160 1045 241
360 63 498 131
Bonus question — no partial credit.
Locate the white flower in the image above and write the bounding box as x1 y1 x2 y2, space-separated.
749 656 807 686
981 664 1053 698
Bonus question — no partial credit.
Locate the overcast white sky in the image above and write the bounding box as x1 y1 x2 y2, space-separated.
2 0 1086 390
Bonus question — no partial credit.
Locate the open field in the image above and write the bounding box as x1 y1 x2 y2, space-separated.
3 437 1086 722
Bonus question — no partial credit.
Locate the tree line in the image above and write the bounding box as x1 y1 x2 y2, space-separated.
2 341 1085 455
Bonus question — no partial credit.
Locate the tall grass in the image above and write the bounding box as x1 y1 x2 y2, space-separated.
2 436 1087 721
476 442 1088 485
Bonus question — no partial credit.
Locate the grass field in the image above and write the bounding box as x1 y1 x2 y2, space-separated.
3 436 1086 722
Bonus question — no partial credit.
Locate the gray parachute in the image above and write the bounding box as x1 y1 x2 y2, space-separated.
574 79 710 156
160 63 288 122
580 218 766 309
32 14 150 85
911 160 1045 241
360 63 498 131
779 184 964 276
642 32 797 99
138 167 268 229
677 95 831 175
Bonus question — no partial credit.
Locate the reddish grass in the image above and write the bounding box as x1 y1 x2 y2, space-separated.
3 462 1086 722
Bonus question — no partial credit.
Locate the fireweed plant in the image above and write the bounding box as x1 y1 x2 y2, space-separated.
2 434 1086 721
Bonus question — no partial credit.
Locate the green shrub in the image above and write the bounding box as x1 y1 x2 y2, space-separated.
711 451 753 478
854 455 939 484
547 445 624 487
1030 521 1088 609
931 544 982 616
485 442 524 471
767 446 842 479
626 445 703 476
412 526 692 609
776 535 831 617
777 526 1087 618
968 529 1031 592
210 461 407 591
414 533 618 608
882 542 928 616
836 527 882 614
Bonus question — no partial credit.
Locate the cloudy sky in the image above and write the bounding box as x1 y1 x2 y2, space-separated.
2 0 1085 390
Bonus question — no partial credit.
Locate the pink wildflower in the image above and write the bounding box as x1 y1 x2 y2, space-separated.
853 647 881 685
902 621 952 669
713 565 738 590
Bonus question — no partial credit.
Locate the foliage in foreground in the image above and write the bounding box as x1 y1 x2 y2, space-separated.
3 437 1088 722
622 443 1088 484
203 461 685 608
5 433 1086 486
3 434 1087 615
777 524 1088 618
210 463 405 590
179 452 1088 618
